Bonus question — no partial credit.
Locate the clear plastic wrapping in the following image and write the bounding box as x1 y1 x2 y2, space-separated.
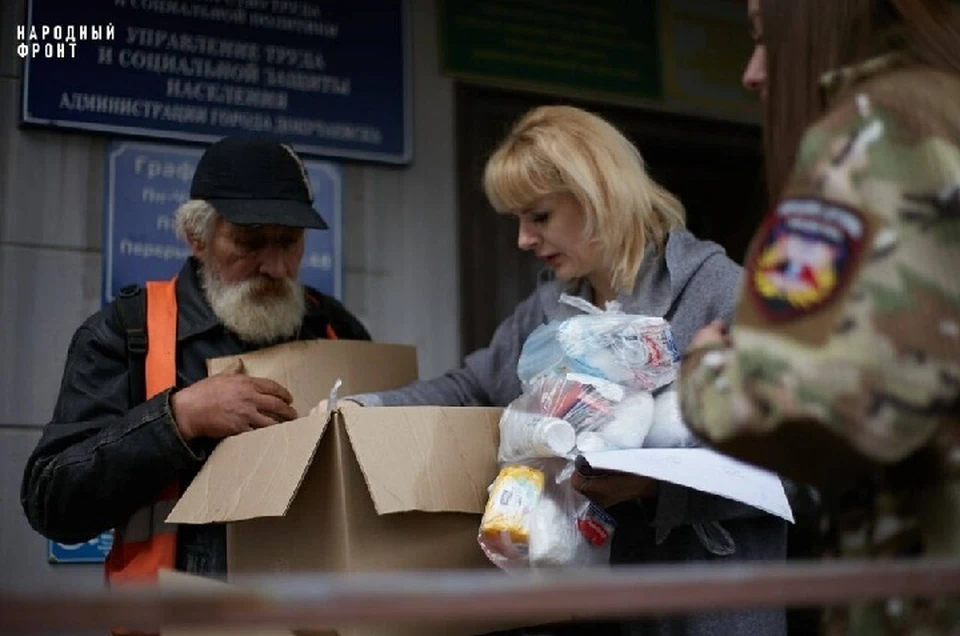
480 296 688 570
478 459 617 570
517 296 680 392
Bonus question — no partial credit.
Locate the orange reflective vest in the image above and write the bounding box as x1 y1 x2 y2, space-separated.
104 278 180 585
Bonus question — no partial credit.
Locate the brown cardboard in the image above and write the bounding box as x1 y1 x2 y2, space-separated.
206 339 419 418
343 406 499 516
167 340 521 636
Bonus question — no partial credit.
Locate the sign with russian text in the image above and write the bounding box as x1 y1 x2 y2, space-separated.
19 0 411 164
103 140 342 307
441 0 662 102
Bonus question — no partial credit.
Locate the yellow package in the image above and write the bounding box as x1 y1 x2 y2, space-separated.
479 465 545 557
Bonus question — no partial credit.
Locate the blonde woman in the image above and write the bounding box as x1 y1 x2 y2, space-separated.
325 106 787 635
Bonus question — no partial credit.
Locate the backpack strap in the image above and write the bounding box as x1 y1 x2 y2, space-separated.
114 284 148 407
105 277 180 596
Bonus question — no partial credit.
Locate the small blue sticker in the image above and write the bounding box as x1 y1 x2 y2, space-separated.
48 531 114 564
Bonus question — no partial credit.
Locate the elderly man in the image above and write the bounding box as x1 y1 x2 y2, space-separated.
21 136 370 582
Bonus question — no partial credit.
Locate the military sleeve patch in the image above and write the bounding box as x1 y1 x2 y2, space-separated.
747 198 866 321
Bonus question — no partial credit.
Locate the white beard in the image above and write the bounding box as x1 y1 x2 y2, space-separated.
200 264 306 345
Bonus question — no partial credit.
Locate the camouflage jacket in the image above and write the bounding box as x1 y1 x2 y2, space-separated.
679 53 960 635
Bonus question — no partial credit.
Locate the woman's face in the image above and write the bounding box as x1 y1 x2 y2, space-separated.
513 192 603 281
743 0 768 101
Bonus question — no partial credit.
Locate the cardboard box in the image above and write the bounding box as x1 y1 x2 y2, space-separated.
166 340 517 636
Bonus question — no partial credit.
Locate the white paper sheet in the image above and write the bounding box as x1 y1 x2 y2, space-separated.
582 448 794 523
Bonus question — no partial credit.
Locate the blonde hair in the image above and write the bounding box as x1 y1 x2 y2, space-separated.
483 105 686 293
174 199 218 246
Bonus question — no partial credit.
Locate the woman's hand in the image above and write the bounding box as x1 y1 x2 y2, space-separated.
571 468 658 509
688 320 731 351
309 398 362 417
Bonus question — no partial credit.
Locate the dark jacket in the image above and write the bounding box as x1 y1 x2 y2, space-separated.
21 258 370 576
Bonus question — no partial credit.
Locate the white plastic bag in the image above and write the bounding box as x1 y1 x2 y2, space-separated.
478 459 617 570
517 295 681 392
479 297 716 570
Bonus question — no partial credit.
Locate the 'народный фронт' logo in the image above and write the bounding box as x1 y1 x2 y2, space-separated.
16 22 116 60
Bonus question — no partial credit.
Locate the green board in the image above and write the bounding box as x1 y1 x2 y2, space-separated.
441 0 663 101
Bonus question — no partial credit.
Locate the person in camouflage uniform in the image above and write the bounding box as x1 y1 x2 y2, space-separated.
679 0 960 633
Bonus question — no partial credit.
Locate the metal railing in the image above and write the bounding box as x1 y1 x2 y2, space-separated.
2 558 959 633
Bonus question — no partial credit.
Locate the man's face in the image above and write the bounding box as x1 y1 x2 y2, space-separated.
206 218 306 286
191 217 308 344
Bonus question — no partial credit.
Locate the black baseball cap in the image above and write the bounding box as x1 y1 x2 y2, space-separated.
190 137 328 230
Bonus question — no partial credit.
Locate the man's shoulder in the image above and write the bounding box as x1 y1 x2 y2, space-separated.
67 298 127 352
303 286 347 315
303 287 371 340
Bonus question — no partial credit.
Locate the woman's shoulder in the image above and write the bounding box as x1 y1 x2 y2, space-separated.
859 64 960 111
664 229 742 288
789 65 960 214
661 230 743 327
812 65 960 153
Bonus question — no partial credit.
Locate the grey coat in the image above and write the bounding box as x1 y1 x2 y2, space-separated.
353 229 787 636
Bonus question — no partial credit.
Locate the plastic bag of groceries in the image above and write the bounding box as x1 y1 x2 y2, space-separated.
516 295 680 392
479 295 694 570
478 458 617 570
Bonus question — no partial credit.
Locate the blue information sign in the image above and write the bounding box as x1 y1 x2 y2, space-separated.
48 532 114 564
20 0 411 164
103 140 342 307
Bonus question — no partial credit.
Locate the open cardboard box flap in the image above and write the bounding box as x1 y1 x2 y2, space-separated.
167 405 502 524
205 339 420 417
167 415 330 523
342 405 500 515
166 338 503 525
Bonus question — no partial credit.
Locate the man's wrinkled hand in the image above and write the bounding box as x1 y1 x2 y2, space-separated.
171 360 297 441
571 469 658 509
